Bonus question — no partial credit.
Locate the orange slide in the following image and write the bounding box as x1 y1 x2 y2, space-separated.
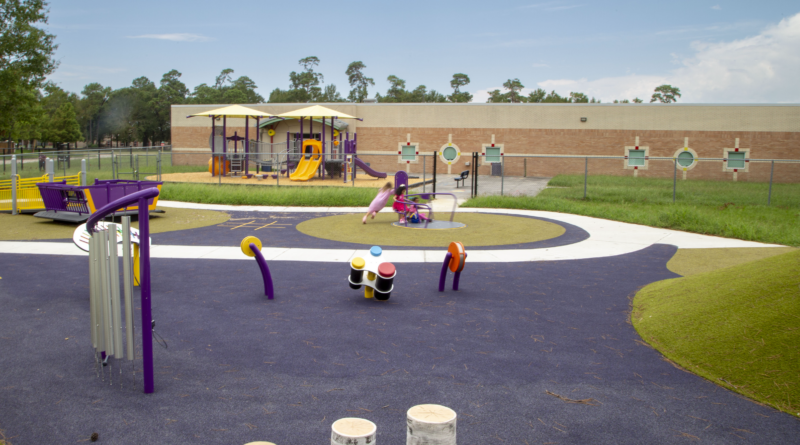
290 140 323 181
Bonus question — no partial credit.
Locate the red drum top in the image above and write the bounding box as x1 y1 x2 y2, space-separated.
378 262 396 278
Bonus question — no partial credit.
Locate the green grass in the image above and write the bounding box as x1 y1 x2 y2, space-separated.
463 174 800 246
159 182 381 207
632 249 800 417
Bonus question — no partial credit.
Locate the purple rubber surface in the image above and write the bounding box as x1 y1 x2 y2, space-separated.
0 245 798 444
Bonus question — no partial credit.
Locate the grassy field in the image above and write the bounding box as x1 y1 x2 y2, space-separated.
159 182 381 207
632 249 800 417
463 175 800 246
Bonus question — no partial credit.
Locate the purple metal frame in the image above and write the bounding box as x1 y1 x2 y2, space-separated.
438 251 466 292
87 187 159 394
249 243 274 299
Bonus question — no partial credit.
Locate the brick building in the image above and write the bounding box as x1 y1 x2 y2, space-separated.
170 103 800 182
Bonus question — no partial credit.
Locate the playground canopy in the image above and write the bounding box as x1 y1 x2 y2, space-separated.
189 105 276 176
189 104 274 119
275 105 356 119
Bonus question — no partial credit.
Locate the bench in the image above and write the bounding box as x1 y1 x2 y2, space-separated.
454 170 469 188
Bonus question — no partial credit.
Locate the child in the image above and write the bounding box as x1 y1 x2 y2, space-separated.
392 185 408 224
407 197 431 223
363 182 394 224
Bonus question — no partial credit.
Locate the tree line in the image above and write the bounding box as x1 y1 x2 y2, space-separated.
0 1 681 149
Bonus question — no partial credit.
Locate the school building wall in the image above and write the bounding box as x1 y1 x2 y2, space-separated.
170 103 800 182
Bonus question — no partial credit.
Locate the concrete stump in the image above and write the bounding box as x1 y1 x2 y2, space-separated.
331 417 377 445
407 404 457 445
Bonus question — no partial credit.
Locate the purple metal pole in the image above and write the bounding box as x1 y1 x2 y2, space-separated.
438 252 453 292
245 116 250 176
250 243 274 299
452 253 466 291
286 132 290 177
222 116 227 154
138 196 154 393
321 116 325 180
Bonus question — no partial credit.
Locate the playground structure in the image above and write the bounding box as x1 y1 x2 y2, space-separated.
439 242 467 292
0 156 82 214
35 178 162 223
81 187 159 394
348 246 397 301
193 104 388 183
240 236 275 300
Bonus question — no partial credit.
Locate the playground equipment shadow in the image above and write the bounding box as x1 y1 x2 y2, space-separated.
1 245 799 444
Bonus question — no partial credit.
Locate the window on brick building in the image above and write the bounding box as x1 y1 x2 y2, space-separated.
485 147 501 163
442 146 458 161
727 151 745 169
628 149 645 167
677 151 695 167
401 145 417 161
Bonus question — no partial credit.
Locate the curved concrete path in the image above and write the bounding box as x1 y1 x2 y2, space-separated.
0 201 784 263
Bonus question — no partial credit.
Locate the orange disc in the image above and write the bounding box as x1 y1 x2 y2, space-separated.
448 242 465 273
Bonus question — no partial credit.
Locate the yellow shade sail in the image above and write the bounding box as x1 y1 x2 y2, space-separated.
189 105 275 119
276 105 356 119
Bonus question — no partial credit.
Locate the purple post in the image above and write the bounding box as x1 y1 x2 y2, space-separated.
222 116 227 155
138 195 154 393
245 115 250 176
286 132 290 176
439 252 452 292
211 115 215 155
452 252 466 291
250 243 274 299
321 116 325 180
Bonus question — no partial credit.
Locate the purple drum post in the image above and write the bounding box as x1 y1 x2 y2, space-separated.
250 243 274 299
438 252 453 292
452 252 467 291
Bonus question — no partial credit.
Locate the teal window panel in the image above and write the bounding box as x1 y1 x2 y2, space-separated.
728 152 745 169
628 150 645 167
442 146 458 161
677 151 694 167
486 147 501 163
401 145 417 161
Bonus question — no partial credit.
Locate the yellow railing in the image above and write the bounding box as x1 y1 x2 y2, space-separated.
0 174 80 212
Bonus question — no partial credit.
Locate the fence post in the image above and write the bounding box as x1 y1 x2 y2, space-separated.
46 158 54 182
157 151 162 182
673 158 677 203
433 155 437 194
81 159 87 186
583 157 588 199
501 155 505 196
98 150 101 169
768 160 774 206
11 156 17 215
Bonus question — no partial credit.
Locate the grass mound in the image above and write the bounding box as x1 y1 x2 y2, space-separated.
0 208 229 241
296 213 565 247
462 174 800 246
632 249 800 417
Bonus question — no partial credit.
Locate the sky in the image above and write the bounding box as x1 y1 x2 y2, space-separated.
44 0 800 103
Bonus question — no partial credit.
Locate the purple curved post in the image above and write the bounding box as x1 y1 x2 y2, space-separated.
452 252 466 291
250 243 274 299
438 252 452 292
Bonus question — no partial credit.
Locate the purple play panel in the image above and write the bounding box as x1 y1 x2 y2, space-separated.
36 179 161 219
0 245 798 444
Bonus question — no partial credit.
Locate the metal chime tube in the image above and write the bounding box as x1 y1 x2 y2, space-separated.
122 218 135 361
108 223 123 359
92 233 105 355
100 228 114 358
89 232 98 349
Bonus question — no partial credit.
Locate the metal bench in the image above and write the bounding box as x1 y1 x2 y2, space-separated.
454 170 469 188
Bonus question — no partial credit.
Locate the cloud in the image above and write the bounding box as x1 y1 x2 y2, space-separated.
128 33 212 42
475 13 800 103
712 5 721 10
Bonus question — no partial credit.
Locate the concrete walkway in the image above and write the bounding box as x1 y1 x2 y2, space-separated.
0 201 784 263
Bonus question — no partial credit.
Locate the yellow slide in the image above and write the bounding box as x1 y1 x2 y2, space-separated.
290 140 323 182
